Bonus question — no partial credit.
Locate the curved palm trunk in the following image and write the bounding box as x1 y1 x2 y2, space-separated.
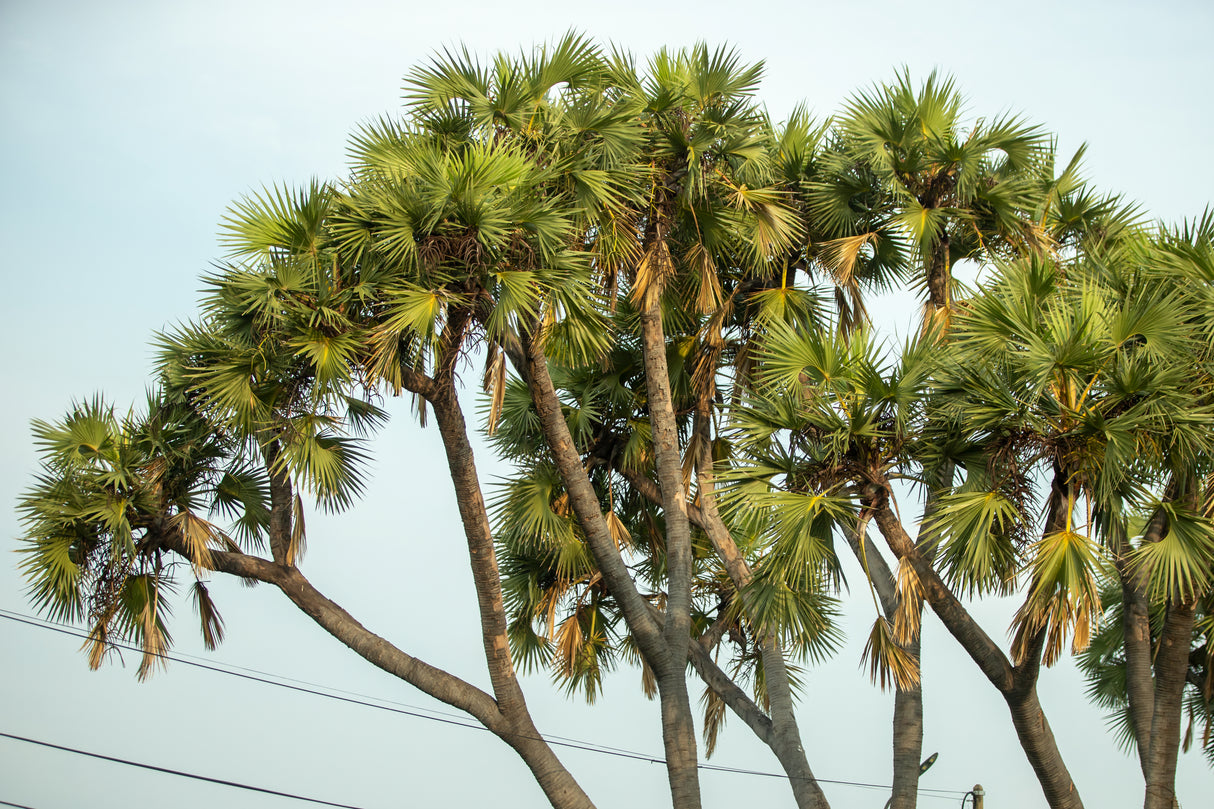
1143 599 1196 809
1006 670 1081 809
867 493 1084 809
429 318 595 807
522 333 701 809
692 415 830 809
637 295 703 809
1116 492 1197 809
164 537 595 809
843 526 922 809
430 388 533 716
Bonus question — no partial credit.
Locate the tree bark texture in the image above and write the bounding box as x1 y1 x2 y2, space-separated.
429 388 527 716
1117 509 1166 774
636 294 703 809
868 494 1084 809
1143 600 1196 809
693 416 830 809
842 525 922 809
165 537 595 809
523 333 702 809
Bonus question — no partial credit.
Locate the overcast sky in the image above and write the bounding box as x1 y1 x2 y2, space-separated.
2 1 1213 807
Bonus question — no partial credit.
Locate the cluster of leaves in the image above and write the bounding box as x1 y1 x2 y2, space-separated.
17 34 1214 781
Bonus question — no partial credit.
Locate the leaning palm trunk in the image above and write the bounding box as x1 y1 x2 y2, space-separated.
637 292 704 808
429 386 597 805
867 493 1084 809
692 414 831 809
522 331 703 809
1116 492 1200 809
842 525 923 809
181 543 594 809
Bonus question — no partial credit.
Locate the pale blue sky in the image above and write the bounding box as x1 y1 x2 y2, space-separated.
2 1 1212 807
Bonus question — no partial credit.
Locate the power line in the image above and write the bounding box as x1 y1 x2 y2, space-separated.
1 607 971 800
0 799 39 809
0 731 370 809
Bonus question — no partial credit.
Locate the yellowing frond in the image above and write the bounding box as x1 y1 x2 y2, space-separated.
289 492 308 566
606 510 632 550
483 347 507 436
631 238 675 307
860 616 920 692
1012 530 1103 666
893 561 923 646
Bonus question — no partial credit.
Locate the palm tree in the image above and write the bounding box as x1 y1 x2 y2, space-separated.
20 123 600 807
1075 216 1214 808
405 38 842 808
828 70 1050 330
723 225 1212 809
774 72 1052 808
920 229 1212 807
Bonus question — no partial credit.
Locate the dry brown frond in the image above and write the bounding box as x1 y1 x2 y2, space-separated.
482 346 507 436
143 456 167 499
84 622 110 671
818 232 879 288
288 493 307 566
191 580 225 651
631 238 675 307
136 582 168 681
893 561 923 645
860 616 921 692
554 610 585 679
686 243 722 314
700 685 728 759
606 510 632 550
639 655 658 700
170 510 216 573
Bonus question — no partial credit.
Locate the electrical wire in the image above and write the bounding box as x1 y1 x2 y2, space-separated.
1 607 972 801
0 731 370 809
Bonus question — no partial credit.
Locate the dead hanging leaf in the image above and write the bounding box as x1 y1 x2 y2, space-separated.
191 580 226 651
143 456 167 496
700 685 728 759
631 238 675 307
136 581 169 682
170 510 218 573
639 655 658 700
606 511 632 550
482 347 507 436
288 493 307 566
554 610 586 679
84 622 110 671
686 243 722 314
893 561 923 646
818 232 879 288
860 616 921 692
